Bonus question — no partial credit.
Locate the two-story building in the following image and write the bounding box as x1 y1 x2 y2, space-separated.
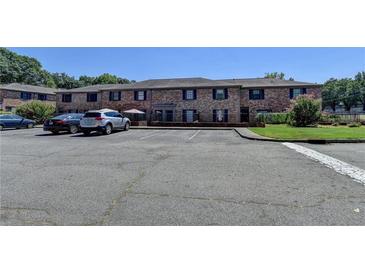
0 83 57 112
55 77 321 124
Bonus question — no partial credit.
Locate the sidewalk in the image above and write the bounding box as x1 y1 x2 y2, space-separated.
130 126 233 130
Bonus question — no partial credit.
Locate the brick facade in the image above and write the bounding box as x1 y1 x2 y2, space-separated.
0 89 56 111
55 82 321 124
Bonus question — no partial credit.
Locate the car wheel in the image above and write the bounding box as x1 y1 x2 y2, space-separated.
27 123 34 129
83 130 91 136
103 124 112 135
0 125 3 131
124 122 130 131
51 130 59 134
69 125 78 134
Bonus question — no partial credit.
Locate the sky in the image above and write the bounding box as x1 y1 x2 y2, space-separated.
9 48 365 84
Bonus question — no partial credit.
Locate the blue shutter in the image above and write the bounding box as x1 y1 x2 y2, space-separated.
109 92 112 101
302 88 307 94
249 90 253 100
144 91 147 100
224 109 228 122
289 89 294 99
213 109 217 122
134 91 138 100
182 90 186 100
261 90 265 100
182 110 187 122
193 89 197 100
212 89 216 100
118 91 121 100
224 88 228 99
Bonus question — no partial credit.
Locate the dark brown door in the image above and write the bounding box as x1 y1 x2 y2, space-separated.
240 107 249 122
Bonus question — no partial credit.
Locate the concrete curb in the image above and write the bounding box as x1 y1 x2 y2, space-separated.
233 128 365 144
130 126 233 130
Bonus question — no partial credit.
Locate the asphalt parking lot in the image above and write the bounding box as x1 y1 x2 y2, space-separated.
1 128 364 225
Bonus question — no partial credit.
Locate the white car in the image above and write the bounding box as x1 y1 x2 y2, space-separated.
80 109 130 135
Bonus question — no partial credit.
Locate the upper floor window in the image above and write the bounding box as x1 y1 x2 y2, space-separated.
134 90 146 101
249 89 265 100
213 88 228 100
38 94 47 101
87 93 98 102
183 89 196 100
109 91 121 101
62 93 72 103
20 92 32 100
290 88 306 99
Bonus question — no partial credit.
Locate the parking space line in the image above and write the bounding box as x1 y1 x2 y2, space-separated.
188 130 201 140
282 142 365 185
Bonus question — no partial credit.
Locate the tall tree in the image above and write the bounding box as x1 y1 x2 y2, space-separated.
322 78 340 111
52 73 80 89
355 71 365 111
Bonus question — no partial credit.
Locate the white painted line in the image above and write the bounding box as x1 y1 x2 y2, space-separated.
282 142 365 185
188 130 201 140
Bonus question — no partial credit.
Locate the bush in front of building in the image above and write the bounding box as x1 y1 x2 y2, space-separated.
288 95 321 127
256 112 289 124
15 100 56 124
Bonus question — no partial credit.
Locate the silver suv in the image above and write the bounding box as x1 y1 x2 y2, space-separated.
80 109 130 135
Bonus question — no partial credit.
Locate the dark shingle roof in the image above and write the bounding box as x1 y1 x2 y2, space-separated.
0 83 58 95
55 77 320 93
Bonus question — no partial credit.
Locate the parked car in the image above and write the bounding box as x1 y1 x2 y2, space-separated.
43 113 84 134
0 114 35 130
80 109 130 135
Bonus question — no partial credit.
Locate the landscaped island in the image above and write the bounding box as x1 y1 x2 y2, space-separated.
250 124 365 140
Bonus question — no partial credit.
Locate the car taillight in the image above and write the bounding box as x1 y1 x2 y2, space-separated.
56 120 65 124
95 117 104 120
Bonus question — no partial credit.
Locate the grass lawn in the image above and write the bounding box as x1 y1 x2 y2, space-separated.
249 124 365 140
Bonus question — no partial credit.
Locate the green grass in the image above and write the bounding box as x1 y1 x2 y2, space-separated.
249 124 365 140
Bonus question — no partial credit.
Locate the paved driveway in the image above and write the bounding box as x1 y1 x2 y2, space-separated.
1 128 364 225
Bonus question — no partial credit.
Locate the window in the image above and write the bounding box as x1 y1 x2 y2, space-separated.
213 88 228 100
135 90 146 101
38 94 47 101
213 109 228 122
249 89 265 100
62 94 72 102
290 88 306 99
20 92 32 100
87 93 98 102
183 89 196 100
182 109 197 123
84 112 101 118
109 91 121 101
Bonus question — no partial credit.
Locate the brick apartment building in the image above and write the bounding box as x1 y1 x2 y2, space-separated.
0 83 57 112
55 78 321 124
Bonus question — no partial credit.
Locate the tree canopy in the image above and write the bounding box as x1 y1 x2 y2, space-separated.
264 72 294 81
0 48 134 89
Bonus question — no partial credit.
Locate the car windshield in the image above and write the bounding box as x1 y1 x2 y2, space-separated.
54 114 72 119
84 112 101 118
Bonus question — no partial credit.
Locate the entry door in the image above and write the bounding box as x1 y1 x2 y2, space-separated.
240 107 249 122
165 110 173 122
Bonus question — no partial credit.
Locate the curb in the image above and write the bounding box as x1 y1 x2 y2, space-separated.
130 126 233 130
233 128 365 144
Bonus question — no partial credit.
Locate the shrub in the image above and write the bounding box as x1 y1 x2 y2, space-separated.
288 95 321 127
15 100 56 124
348 122 362 127
256 112 288 124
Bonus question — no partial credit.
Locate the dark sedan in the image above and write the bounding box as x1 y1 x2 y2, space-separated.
0 114 35 130
44 113 84 134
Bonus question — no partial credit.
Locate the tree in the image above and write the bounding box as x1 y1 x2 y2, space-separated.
52 73 81 89
15 100 56 124
322 78 339 111
79 75 95 87
355 71 365 111
93 73 119 84
264 72 285 80
288 95 321 127
0 48 56 87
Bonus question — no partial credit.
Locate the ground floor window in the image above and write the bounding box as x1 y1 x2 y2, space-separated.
182 109 197 123
37 94 47 100
213 109 228 122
